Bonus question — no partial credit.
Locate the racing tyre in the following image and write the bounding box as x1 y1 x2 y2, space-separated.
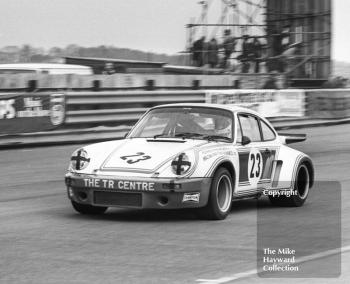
71 201 108 215
269 163 310 207
199 167 233 220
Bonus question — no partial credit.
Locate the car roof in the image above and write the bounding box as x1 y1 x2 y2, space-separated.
151 103 262 117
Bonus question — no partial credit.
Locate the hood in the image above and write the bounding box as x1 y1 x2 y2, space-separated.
100 138 207 173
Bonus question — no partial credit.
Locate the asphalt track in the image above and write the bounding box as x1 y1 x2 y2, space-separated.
1 124 350 284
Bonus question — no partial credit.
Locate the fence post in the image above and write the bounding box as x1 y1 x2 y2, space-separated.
27 80 37 92
92 80 101 91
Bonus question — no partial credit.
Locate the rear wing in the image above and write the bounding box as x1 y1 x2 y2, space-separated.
278 133 307 145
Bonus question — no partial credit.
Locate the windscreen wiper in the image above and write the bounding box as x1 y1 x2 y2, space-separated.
153 134 172 139
174 133 204 139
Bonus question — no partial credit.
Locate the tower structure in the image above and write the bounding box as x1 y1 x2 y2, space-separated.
186 0 332 87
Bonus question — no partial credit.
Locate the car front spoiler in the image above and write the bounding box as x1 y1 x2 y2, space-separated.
65 173 212 209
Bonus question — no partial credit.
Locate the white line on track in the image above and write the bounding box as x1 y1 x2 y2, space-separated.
196 245 350 284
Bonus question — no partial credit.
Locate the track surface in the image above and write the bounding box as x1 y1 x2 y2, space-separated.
1 124 350 284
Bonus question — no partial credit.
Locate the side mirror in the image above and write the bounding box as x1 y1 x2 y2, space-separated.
241 136 251 146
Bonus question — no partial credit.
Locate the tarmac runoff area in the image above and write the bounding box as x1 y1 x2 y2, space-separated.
0 123 350 283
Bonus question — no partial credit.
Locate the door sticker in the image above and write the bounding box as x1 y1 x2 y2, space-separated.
248 148 263 187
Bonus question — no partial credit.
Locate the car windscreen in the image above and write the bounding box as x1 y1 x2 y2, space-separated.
129 107 234 141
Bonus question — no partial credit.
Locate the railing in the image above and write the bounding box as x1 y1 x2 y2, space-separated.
1 88 350 136
0 73 287 92
65 90 206 125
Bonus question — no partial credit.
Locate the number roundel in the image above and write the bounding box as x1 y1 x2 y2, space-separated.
248 149 263 186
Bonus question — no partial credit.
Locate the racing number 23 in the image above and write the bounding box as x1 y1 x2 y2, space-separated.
120 152 151 164
249 153 261 178
247 149 263 185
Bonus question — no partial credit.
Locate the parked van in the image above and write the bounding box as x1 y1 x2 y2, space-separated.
0 63 93 75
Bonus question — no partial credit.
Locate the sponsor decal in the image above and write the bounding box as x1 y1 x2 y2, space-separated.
206 89 305 117
17 97 50 118
202 147 233 154
0 99 16 119
203 150 234 161
82 178 155 191
50 94 65 126
182 192 200 203
120 152 151 164
0 93 66 134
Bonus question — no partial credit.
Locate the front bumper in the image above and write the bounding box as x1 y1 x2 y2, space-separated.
65 173 212 209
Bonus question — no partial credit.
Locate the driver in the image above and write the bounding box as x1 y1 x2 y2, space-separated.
214 117 232 138
175 114 203 134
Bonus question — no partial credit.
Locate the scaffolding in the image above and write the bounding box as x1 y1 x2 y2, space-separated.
186 0 332 86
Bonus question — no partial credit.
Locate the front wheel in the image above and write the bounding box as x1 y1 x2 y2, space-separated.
71 201 108 215
199 167 233 220
269 163 310 207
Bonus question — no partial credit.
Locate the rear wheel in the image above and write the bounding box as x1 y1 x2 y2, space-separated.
71 201 108 215
198 168 233 220
269 163 310 207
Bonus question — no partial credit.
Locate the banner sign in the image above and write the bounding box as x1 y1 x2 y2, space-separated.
0 93 65 135
205 89 305 117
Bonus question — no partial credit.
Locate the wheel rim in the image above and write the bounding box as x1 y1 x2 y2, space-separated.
216 175 232 212
296 165 310 199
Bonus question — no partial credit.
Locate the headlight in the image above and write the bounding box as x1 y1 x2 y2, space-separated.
70 149 90 171
171 152 192 175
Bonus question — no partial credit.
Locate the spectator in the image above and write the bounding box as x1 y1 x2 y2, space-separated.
208 38 219 68
269 26 290 73
192 36 205 67
202 39 209 67
252 37 262 73
103 62 116 75
262 74 279 89
221 29 236 69
239 35 253 73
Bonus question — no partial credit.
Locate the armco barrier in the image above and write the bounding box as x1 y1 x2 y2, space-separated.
63 89 305 126
0 73 287 92
64 90 206 125
2 88 350 134
306 89 350 119
63 89 350 127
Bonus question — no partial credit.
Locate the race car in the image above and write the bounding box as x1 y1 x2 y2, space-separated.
65 103 314 220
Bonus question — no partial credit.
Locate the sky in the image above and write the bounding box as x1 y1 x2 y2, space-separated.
0 0 349 62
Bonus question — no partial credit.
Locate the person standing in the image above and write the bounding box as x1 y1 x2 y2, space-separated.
252 37 262 73
221 29 236 69
240 35 252 73
102 62 116 75
192 36 205 67
208 38 219 68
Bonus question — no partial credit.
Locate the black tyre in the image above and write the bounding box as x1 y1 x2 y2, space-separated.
199 167 233 220
269 163 310 207
71 201 108 215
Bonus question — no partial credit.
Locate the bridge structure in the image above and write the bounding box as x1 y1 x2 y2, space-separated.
186 0 332 88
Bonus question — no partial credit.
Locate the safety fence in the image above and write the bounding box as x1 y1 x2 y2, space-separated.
65 90 205 125
1 89 350 135
0 73 286 92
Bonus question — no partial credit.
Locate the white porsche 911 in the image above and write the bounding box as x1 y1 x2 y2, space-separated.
65 103 314 220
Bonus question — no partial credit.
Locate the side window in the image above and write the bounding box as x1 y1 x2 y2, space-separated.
238 114 262 142
260 120 276 141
